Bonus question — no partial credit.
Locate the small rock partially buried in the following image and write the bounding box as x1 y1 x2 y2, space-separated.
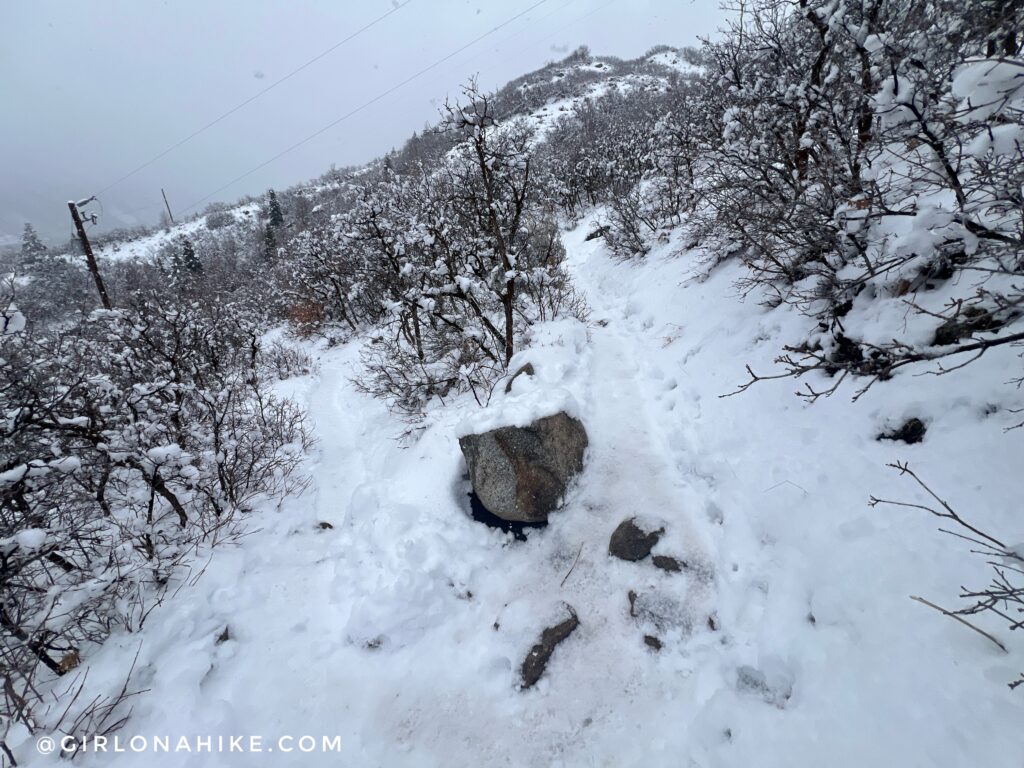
652 555 685 573
932 306 1001 346
643 635 663 651
520 605 580 690
609 518 664 562
879 417 926 444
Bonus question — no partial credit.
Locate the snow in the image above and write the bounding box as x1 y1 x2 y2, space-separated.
647 50 699 75
92 203 260 263
521 74 669 143
952 58 1024 121
0 464 30 487
455 319 588 436
2 303 26 334
14 219 1023 767
48 456 81 474
145 444 183 464
13 528 47 551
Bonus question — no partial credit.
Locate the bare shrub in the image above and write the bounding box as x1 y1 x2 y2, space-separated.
0 300 313 748
870 462 1023 688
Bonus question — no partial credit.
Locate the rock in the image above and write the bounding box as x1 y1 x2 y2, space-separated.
932 319 962 346
932 306 1001 346
652 555 685 573
504 362 535 393
643 635 663 651
520 606 580 689
459 412 588 523
609 518 664 562
825 333 864 372
879 417 926 444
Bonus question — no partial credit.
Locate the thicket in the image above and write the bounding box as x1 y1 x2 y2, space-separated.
1 192 314 752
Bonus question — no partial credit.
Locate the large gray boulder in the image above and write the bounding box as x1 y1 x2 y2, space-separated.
459 412 587 523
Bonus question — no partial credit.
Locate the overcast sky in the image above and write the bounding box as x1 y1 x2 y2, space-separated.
0 0 725 245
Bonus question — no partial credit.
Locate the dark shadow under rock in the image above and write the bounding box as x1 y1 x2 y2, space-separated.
878 417 926 444
468 492 546 542
609 518 664 562
520 606 580 690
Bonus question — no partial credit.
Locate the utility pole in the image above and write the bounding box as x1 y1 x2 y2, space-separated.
67 199 113 310
160 187 176 225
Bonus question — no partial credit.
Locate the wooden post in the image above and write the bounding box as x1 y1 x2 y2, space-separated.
161 187 176 225
68 201 113 310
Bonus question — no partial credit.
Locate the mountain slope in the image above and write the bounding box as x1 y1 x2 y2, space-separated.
18 215 1021 768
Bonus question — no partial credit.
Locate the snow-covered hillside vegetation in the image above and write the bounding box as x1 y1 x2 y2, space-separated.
3 3 1023 766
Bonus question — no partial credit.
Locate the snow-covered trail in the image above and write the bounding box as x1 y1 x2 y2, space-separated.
20 219 1024 768
561 218 1024 766
32 225 730 768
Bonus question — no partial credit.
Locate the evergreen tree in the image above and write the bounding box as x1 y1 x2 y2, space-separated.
171 237 203 281
266 189 285 229
20 223 47 264
263 223 278 262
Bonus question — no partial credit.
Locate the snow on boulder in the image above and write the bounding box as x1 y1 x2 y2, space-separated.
459 411 588 524
456 319 592 524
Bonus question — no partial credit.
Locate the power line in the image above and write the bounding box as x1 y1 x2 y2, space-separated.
431 0 578 83
179 0 550 215
438 0 613 100
93 0 415 197
382 0 603 143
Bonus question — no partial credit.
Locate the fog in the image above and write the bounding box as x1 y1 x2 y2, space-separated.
0 0 724 246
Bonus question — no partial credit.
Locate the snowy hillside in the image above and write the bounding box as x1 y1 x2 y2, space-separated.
4 8 1023 767
14 216 1020 768
93 204 260 263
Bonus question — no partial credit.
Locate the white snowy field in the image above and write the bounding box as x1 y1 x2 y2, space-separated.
17 217 1023 767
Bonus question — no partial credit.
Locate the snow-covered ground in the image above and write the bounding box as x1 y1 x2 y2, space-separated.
94 203 259 263
16 218 1023 767
647 50 699 75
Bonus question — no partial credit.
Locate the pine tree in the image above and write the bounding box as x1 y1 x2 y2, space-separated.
171 237 203 280
263 223 278 262
20 223 47 264
266 189 285 229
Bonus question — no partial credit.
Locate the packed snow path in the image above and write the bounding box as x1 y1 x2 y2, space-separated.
31 220 1024 768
